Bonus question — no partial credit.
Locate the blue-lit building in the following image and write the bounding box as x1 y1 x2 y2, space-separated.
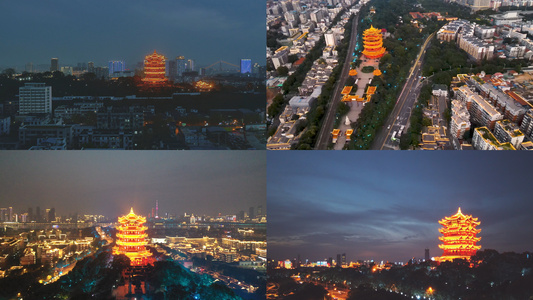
176 56 186 77
108 60 125 76
240 59 252 74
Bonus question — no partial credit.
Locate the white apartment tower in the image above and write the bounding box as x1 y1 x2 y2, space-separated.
19 83 52 115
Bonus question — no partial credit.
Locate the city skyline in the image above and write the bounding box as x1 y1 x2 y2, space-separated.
267 151 533 262
0 0 264 70
0 151 266 218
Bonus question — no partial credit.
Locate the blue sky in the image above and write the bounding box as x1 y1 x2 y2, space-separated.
267 151 533 262
0 0 265 70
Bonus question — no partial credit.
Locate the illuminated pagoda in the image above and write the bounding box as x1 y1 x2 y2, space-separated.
113 208 151 266
437 207 481 262
142 50 167 86
362 25 386 59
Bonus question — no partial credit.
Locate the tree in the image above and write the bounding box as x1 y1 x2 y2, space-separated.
277 66 289 76
288 54 299 64
1 68 15 78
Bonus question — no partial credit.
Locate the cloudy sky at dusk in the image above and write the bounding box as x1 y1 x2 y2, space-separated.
0 151 265 219
268 152 533 263
0 0 264 70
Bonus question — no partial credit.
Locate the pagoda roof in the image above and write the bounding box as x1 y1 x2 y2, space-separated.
118 208 147 224
364 25 383 35
439 207 480 225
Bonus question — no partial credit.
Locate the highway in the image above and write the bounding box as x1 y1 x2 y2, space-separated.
371 32 435 150
315 13 360 150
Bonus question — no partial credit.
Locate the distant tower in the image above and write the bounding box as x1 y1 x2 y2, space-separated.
425 249 430 261
187 59 195 71
176 56 186 77
336 254 341 267
167 60 177 80
108 60 125 76
240 59 252 74
341 253 346 265
249 206 255 219
155 200 158 218
88 62 95 73
50 58 59 72
25 62 34 73
48 208 56 223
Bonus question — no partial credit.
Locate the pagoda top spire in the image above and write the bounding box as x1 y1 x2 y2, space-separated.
130 207 134 214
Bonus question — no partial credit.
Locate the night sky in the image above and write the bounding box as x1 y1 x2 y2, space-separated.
0 151 265 219
0 0 265 71
268 151 533 263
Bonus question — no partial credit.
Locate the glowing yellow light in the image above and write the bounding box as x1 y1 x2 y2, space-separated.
113 208 151 266
362 25 386 59
426 287 434 295
142 50 167 86
437 207 481 262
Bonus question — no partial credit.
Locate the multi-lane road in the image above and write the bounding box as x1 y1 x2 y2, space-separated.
315 13 361 150
371 32 435 150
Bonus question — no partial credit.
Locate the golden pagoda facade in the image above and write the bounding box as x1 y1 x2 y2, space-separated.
362 25 386 59
437 207 481 261
113 208 151 266
142 50 167 85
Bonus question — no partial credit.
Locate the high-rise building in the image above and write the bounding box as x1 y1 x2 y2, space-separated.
325 30 338 47
425 249 430 261
240 59 252 74
36 206 41 222
142 50 167 86
25 62 34 73
341 253 346 265
95 67 109 80
0 208 7 222
113 208 151 266
437 207 481 262
167 60 177 80
61 66 73 76
336 254 341 267
50 58 59 72
494 120 524 149
176 56 186 77
472 127 515 150
108 60 125 76
257 205 263 216
187 59 195 71
48 208 56 223
19 83 52 115
249 206 255 219
88 62 95 73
